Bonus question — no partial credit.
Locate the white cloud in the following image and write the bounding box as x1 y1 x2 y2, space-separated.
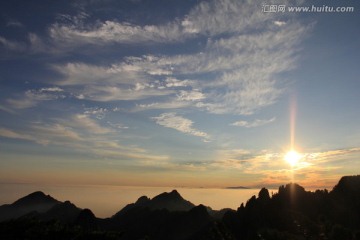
107 122 129 129
53 58 179 87
302 148 360 164
231 117 276 128
6 97 37 109
0 116 168 162
152 112 210 140
64 114 113 134
52 61 179 102
211 150 283 173
6 89 66 109
134 101 191 111
53 62 136 86
165 77 192 88
210 149 253 169
274 21 287 27
0 36 26 51
80 85 174 102
177 90 205 101
43 0 310 116
31 123 83 145
49 20 187 46
84 107 108 119
0 124 79 146
0 105 16 114
39 87 64 92
6 20 23 28
48 0 295 46
0 128 37 143
28 33 46 53
0 33 50 54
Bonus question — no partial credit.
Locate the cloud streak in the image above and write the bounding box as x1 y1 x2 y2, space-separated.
0 114 168 162
152 113 210 141
231 117 276 128
6 88 65 109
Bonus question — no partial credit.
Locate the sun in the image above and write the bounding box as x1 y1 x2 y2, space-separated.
284 150 301 167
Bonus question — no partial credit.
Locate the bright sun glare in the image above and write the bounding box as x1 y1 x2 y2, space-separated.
284 150 301 167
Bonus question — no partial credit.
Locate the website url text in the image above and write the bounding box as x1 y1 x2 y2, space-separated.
262 5 355 13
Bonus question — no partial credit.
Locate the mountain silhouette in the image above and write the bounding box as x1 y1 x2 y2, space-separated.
40 200 82 223
0 175 359 240
107 190 226 239
75 208 98 230
0 191 60 221
223 175 360 240
150 189 194 211
113 189 195 218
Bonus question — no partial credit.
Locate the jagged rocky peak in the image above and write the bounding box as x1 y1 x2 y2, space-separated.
170 189 181 196
13 191 59 206
153 189 183 201
26 191 47 197
135 195 150 205
112 189 196 217
258 188 270 201
278 183 306 195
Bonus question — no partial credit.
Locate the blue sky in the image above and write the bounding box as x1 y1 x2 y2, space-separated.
0 0 359 189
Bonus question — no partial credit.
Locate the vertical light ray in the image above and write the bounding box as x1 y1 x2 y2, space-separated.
289 94 297 184
290 94 297 151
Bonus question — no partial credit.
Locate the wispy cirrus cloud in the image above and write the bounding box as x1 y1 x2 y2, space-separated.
0 114 168 162
6 20 24 28
301 148 360 165
79 85 174 102
0 128 39 143
41 0 310 117
133 88 205 111
0 36 26 51
60 114 113 135
231 117 276 128
52 61 180 102
134 101 191 112
48 0 295 46
50 21 305 112
152 112 210 141
6 88 65 109
52 20 189 45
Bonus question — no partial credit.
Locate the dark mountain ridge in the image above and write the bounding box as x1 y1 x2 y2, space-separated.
113 189 195 219
0 175 359 240
0 191 60 222
12 191 58 206
226 186 250 189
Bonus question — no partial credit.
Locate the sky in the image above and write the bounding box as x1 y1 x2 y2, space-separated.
0 0 360 190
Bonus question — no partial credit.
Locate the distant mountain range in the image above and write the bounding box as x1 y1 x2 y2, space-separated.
226 186 250 189
1 175 360 240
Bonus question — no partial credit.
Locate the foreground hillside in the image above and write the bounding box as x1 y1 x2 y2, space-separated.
1 175 359 240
